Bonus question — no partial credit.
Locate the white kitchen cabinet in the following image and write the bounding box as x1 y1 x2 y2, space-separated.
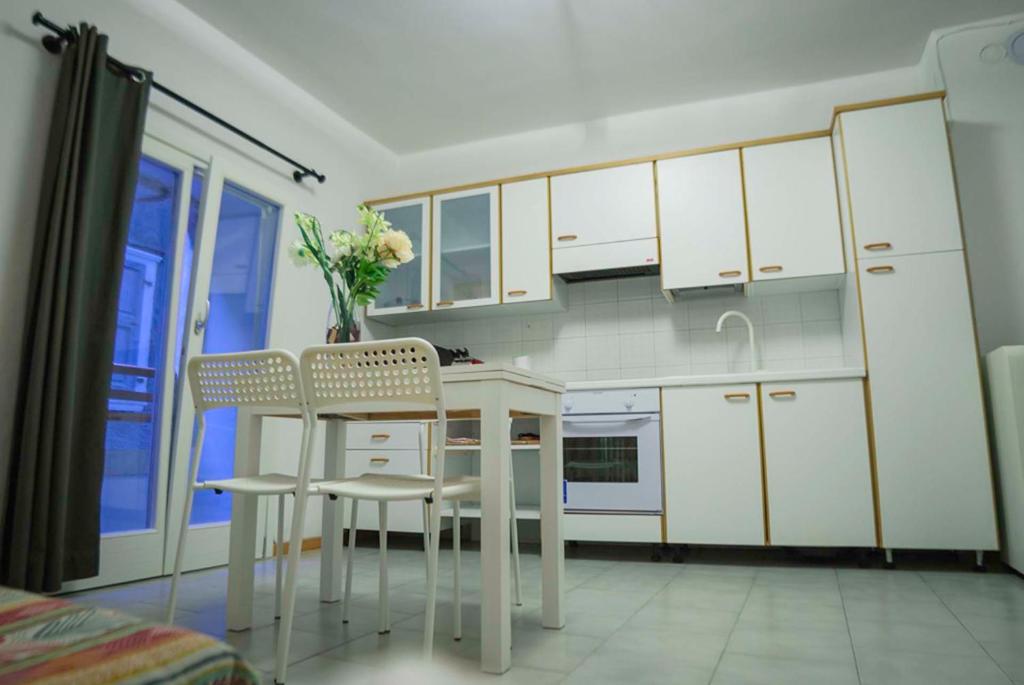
550 162 657 249
367 197 431 316
432 186 500 310
658 151 749 290
501 178 551 303
839 99 962 260
858 250 997 551
663 385 765 546
761 379 875 547
743 137 844 281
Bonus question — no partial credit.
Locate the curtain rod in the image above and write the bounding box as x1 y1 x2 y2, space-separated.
31 11 327 185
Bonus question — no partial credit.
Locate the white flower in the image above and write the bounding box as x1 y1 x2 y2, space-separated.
329 230 354 257
376 229 414 268
288 239 318 267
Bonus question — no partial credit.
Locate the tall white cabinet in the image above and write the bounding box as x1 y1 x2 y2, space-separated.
500 178 551 303
837 97 998 553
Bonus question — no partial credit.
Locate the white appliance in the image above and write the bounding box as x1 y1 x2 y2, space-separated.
562 388 662 514
986 346 1024 574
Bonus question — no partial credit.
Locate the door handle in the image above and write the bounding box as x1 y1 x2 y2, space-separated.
193 299 210 335
759 265 783 273
864 242 892 251
866 265 895 274
719 270 742 278
369 457 390 465
724 392 750 401
769 390 797 399
405 303 424 310
436 300 454 307
556 234 578 242
507 289 528 297
370 433 390 441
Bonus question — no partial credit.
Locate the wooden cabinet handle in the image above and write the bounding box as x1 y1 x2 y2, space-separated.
507 289 527 297
724 392 750 401
719 270 742 278
436 300 454 307
556 234 578 242
866 265 894 274
370 433 390 440
769 390 797 399
759 265 783 273
405 303 424 310
864 242 892 251
369 457 390 465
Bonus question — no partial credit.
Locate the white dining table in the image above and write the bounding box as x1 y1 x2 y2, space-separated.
224 363 566 674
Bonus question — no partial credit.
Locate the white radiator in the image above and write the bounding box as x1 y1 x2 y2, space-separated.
986 346 1024 573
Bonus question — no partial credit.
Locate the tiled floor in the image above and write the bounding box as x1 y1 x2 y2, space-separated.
69 544 1024 684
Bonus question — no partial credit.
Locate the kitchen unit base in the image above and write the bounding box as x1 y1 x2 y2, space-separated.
565 513 662 543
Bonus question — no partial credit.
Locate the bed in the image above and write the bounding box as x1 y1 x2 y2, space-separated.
0 587 260 684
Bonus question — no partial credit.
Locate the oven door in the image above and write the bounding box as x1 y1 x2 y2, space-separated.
562 413 662 513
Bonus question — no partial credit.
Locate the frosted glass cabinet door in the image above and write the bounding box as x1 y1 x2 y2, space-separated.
367 197 430 315
432 186 499 309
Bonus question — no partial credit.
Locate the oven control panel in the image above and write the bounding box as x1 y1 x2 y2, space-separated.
562 388 660 415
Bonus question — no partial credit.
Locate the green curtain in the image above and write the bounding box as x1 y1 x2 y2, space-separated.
1 24 150 592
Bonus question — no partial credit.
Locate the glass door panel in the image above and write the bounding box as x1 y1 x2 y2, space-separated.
369 198 429 314
64 139 198 591
190 182 280 526
432 187 498 309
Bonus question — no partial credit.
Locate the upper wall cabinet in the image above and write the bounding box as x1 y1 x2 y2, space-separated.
550 163 659 274
432 187 500 310
658 150 748 290
367 197 431 316
744 137 844 281
839 99 962 260
501 178 551 304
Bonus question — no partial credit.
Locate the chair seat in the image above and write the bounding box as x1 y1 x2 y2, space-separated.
195 473 303 495
314 474 481 502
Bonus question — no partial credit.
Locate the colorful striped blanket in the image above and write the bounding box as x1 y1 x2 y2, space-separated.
0 587 260 684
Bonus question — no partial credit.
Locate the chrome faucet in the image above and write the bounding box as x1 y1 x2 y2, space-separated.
715 310 759 371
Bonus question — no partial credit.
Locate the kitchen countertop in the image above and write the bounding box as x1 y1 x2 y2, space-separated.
565 367 866 391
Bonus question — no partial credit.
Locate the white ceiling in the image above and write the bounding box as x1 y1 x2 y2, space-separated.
177 0 1024 153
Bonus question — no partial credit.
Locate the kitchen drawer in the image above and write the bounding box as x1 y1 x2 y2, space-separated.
344 449 426 534
345 422 423 451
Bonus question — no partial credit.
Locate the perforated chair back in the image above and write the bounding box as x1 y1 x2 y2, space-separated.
300 338 444 418
187 349 305 416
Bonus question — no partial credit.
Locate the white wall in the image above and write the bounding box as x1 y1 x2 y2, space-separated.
377 66 925 197
388 278 847 382
921 14 1024 354
0 0 397 540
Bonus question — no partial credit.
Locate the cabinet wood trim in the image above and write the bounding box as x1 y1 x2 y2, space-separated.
756 385 771 545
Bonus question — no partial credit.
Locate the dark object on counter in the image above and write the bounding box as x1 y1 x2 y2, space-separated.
433 345 456 366
432 345 477 366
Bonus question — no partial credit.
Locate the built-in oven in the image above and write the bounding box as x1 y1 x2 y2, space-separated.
562 388 662 514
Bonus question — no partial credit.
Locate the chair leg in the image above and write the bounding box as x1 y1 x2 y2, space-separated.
421 499 430 580
378 501 390 634
510 461 523 607
275 494 285 619
342 499 359 624
453 500 462 641
166 485 196 623
423 494 442 658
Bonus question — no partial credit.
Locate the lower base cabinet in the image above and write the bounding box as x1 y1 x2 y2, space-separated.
663 384 765 546
761 379 876 547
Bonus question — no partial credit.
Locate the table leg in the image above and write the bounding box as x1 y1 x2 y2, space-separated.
320 419 347 603
227 409 262 632
539 412 565 630
479 386 512 674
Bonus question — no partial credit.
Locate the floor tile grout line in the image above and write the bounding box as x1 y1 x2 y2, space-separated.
705 566 757 684
916 570 1017 684
836 568 865 685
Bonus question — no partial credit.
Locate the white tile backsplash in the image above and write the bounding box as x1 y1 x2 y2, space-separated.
388 276 851 382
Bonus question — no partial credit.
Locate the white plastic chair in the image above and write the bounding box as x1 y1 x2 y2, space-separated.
166 350 312 625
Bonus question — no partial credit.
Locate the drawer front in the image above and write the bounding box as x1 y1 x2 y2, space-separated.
346 448 424 478
345 422 423 451
344 449 426 534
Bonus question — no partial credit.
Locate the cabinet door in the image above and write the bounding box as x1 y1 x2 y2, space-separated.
663 385 764 545
859 251 997 550
367 198 430 315
762 379 875 547
432 186 499 309
840 99 962 260
658 151 748 290
501 178 551 303
744 137 844 281
550 163 657 248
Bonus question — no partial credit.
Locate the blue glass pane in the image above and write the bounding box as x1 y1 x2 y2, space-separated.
190 182 280 525
101 157 180 534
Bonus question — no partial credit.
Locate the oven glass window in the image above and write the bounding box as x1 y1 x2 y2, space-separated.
563 436 639 483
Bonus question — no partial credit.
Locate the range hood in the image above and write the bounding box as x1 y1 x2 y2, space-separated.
552 237 660 283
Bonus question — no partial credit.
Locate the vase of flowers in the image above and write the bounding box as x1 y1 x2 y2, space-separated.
289 204 415 343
